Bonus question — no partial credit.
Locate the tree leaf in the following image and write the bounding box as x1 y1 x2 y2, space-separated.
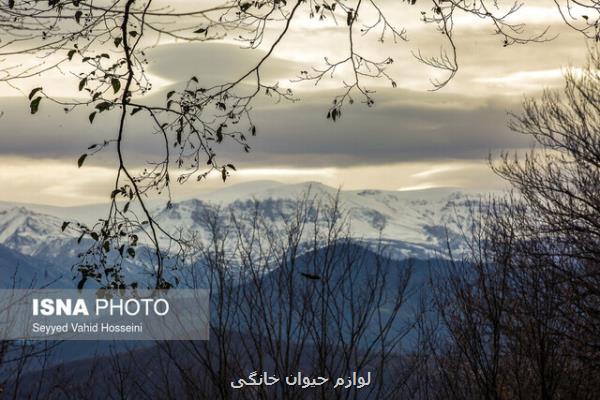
88 112 96 124
61 221 70 232
96 102 111 112
28 87 42 100
127 247 136 258
77 153 87 168
111 78 121 93
216 126 223 143
78 77 87 91
30 97 42 114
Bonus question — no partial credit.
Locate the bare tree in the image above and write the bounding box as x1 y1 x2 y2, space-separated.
131 192 420 399
4 192 425 399
493 49 600 368
418 198 598 400
0 273 61 399
416 54 600 398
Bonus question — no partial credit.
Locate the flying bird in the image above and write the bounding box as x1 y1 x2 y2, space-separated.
300 272 321 281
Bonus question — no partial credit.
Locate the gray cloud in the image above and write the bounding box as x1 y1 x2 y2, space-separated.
0 27 579 172
240 89 530 167
146 42 298 86
0 85 530 170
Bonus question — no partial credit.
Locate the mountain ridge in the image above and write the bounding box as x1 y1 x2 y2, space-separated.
0 181 492 286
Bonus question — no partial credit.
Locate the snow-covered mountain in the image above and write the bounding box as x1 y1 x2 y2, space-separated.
0 181 491 285
155 181 486 258
0 207 71 256
0 206 90 267
0 207 84 286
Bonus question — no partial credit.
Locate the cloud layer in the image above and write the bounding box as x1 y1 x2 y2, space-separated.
0 2 592 204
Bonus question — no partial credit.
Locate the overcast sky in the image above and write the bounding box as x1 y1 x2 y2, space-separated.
0 1 592 205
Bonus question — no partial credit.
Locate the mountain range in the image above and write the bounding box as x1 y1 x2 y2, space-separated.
0 181 490 286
